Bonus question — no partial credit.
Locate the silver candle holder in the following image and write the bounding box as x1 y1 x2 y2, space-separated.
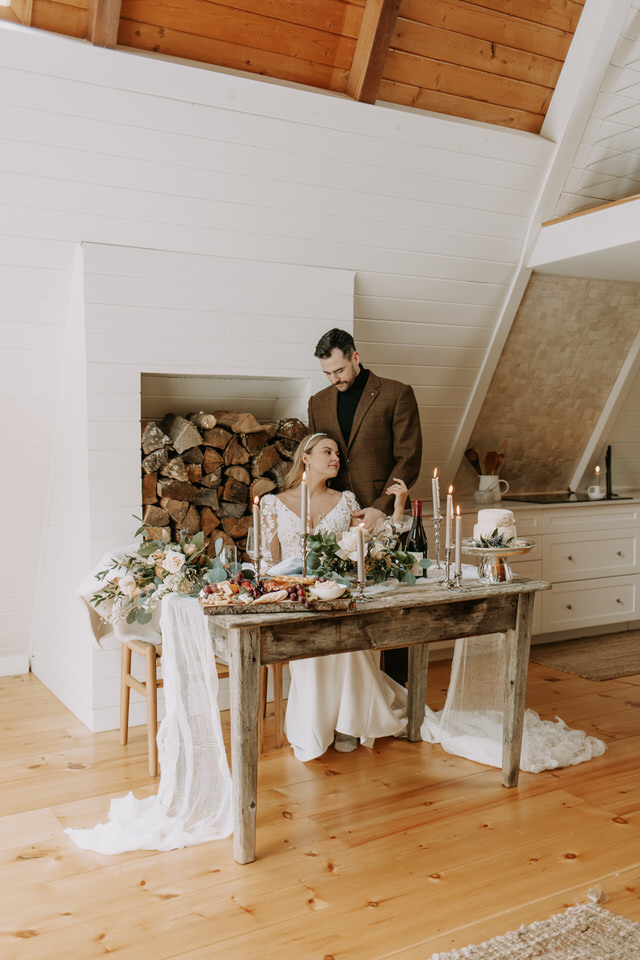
432 514 443 568
354 577 373 602
442 545 462 591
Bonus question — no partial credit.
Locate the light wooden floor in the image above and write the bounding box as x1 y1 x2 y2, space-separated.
2 660 640 960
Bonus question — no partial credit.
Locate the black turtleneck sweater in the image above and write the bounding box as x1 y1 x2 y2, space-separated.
337 365 369 444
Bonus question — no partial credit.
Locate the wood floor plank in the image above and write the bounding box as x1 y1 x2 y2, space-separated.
1 662 639 960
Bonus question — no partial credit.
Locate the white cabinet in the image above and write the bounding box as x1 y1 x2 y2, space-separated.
462 498 640 637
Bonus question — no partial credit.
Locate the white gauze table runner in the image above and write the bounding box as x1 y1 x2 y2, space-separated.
66 594 233 853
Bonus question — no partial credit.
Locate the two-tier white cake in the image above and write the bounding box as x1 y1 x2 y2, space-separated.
473 508 517 543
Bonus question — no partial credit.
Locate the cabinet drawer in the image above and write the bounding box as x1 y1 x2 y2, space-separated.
542 575 639 632
544 531 638 581
543 504 640 535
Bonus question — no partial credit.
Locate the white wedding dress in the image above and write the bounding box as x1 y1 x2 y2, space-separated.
260 493 408 762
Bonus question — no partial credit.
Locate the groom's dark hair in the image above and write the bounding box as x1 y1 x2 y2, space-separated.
314 328 356 359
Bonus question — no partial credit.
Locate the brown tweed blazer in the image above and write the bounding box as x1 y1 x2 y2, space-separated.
307 371 422 514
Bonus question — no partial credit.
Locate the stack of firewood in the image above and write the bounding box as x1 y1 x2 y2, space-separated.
141 411 307 556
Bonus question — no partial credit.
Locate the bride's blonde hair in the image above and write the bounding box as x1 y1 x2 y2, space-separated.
282 433 333 490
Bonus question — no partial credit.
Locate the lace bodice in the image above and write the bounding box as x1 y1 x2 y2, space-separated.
260 491 360 564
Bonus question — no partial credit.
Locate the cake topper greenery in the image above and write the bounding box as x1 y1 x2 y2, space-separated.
472 527 516 549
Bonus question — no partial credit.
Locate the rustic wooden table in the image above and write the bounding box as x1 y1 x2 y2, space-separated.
206 575 550 864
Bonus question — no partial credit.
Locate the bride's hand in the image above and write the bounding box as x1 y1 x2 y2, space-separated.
385 477 408 498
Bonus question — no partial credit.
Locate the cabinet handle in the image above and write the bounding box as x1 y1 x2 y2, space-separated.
566 603 573 610
567 555 573 562
616 598 623 605
616 550 623 557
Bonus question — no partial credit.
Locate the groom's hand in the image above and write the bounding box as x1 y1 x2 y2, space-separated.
351 507 385 531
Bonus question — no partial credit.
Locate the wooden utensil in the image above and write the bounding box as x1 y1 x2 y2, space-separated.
484 451 498 474
465 448 482 474
495 440 507 475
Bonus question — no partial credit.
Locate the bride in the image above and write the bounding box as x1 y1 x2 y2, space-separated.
260 432 409 762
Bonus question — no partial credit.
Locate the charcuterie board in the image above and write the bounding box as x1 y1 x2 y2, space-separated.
200 597 355 615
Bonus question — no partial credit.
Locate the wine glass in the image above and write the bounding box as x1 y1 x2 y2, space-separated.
219 545 238 571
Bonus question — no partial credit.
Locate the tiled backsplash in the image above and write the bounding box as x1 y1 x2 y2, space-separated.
455 272 640 495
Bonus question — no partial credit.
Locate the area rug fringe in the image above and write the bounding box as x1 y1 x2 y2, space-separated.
427 902 640 959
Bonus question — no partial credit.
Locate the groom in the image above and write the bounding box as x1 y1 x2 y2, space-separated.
307 328 422 685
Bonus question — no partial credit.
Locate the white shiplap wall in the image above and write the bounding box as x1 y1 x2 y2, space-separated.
0 22 553 717
554 0 640 217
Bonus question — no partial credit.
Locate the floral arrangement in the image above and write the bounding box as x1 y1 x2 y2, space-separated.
90 522 242 625
306 520 423 585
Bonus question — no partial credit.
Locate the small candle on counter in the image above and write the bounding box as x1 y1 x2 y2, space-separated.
252 496 261 561
432 468 440 519
300 471 308 534
356 524 365 584
455 505 462 576
445 485 453 549
595 465 600 481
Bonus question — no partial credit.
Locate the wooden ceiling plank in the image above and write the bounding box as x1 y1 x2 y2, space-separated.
347 0 401 103
86 0 122 47
460 0 584 35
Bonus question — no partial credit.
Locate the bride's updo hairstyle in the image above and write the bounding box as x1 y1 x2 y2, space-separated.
282 432 333 490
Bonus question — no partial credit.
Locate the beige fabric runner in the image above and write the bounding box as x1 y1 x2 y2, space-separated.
427 903 640 960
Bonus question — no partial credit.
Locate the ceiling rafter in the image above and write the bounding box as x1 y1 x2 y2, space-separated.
86 0 121 48
347 0 401 104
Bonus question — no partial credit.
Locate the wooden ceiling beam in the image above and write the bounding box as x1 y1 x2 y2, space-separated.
347 0 401 104
86 0 122 48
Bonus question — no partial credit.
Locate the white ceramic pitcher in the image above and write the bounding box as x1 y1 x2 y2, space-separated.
476 474 509 502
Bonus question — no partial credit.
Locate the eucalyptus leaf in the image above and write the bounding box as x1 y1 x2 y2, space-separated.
136 608 153 625
137 541 158 558
214 537 223 556
125 608 137 624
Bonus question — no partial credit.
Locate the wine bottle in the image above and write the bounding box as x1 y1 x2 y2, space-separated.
406 498 428 577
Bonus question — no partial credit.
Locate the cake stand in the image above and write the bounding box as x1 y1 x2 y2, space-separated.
460 538 536 583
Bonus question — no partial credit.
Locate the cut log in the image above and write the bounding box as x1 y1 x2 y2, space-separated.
182 446 204 465
213 410 264 434
160 414 203 454
156 478 198 502
275 437 299 460
159 498 189 523
159 457 188 481
221 477 249 503
200 469 222 488
142 472 157 504
180 504 201 535
200 506 221 535
202 448 224 474
202 427 232 450
222 516 253 539
186 463 202 484
143 504 171 527
141 421 170 455
224 436 250 466
251 444 281 478
194 488 219 510
242 430 270 455
187 411 217 430
144 525 170 541
269 458 290 488
217 501 247 519
142 448 168 474
226 464 251 485
275 418 307 441
250 477 276 500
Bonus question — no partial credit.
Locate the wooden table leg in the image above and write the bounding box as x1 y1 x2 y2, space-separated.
407 643 429 741
228 625 260 864
502 591 534 787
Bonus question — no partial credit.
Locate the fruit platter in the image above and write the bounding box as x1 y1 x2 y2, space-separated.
199 573 355 615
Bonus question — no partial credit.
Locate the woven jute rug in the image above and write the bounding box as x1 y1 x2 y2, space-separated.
427 903 640 960
530 630 640 681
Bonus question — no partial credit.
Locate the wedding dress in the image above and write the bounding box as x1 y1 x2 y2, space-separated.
260 493 408 762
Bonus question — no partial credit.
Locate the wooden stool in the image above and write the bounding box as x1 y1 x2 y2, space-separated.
119 639 286 775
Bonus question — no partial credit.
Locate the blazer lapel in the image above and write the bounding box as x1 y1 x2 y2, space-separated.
347 373 380 450
321 390 347 454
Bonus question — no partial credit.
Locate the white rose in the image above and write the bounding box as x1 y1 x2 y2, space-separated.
118 574 137 597
162 550 185 574
369 541 387 560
